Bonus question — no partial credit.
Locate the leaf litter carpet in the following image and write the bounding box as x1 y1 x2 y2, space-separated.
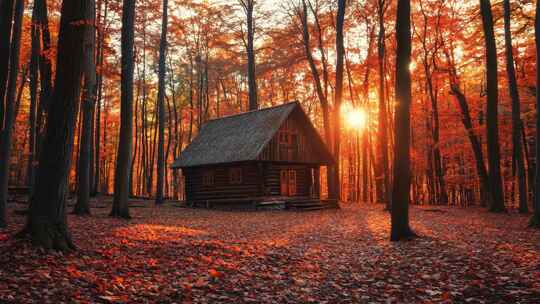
1 200 540 303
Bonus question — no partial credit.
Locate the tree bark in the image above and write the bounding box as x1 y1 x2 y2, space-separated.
450 85 491 203
240 0 258 110
27 1 41 191
93 0 107 196
479 0 505 212
503 0 528 213
35 0 53 151
0 0 15 127
417 3 447 205
376 0 390 208
21 0 92 250
307 0 333 197
155 0 168 205
111 0 135 218
74 0 97 216
530 0 540 227
331 0 346 201
298 0 334 196
0 0 23 228
390 0 415 241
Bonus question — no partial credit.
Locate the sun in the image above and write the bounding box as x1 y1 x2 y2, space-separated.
344 107 368 130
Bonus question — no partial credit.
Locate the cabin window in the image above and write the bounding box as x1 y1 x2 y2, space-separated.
229 168 242 184
202 170 215 187
279 130 299 160
279 131 289 144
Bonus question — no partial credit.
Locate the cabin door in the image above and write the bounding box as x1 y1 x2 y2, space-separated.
280 169 297 196
288 170 297 196
280 170 288 196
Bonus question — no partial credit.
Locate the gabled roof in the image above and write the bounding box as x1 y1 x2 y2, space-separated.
171 101 334 168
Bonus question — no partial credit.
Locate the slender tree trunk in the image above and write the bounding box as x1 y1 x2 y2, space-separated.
0 0 23 228
503 0 528 213
308 4 332 197
27 2 41 190
21 0 92 250
530 0 540 227
74 0 97 215
423 65 446 205
131 59 141 195
424 98 435 204
522 126 535 203
376 0 390 207
0 0 15 126
299 0 332 154
390 0 415 241
418 1 447 205
450 85 491 204
155 0 168 205
140 30 149 195
188 55 194 143
102 98 109 194
93 2 105 195
148 104 158 195
111 0 136 219
164 94 173 197
331 0 346 201
35 0 53 151
426 75 447 204
240 0 258 110
479 0 505 212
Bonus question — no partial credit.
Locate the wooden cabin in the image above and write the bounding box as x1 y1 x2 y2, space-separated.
171 101 337 210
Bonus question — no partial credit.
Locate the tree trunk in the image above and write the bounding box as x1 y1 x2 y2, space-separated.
27 1 40 191
93 0 106 195
21 0 92 250
298 0 333 195
241 0 258 110
479 0 505 212
423 64 446 205
102 98 109 194
0 0 23 228
188 55 194 143
74 0 97 215
530 0 540 227
376 0 390 208
35 0 53 151
0 0 15 127
111 0 136 219
450 85 491 205
390 0 415 241
503 0 528 213
331 0 346 201
155 0 168 205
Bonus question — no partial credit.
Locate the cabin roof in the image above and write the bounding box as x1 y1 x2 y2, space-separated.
171 101 334 168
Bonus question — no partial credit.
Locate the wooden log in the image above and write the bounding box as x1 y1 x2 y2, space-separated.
314 166 321 198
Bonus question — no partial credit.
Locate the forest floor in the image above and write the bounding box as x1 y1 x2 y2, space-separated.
1 198 540 303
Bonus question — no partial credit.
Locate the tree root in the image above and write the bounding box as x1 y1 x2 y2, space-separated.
390 228 418 242
529 214 540 229
16 219 77 252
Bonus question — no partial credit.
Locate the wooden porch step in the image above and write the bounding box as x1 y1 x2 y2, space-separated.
286 198 338 211
257 200 286 206
288 202 324 208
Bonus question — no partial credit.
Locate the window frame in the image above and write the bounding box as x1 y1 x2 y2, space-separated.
228 167 243 184
202 170 215 187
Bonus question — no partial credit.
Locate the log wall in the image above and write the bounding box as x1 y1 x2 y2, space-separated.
184 162 317 203
258 111 327 164
184 164 261 202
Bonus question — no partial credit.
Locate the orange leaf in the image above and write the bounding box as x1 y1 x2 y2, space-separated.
209 269 221 278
